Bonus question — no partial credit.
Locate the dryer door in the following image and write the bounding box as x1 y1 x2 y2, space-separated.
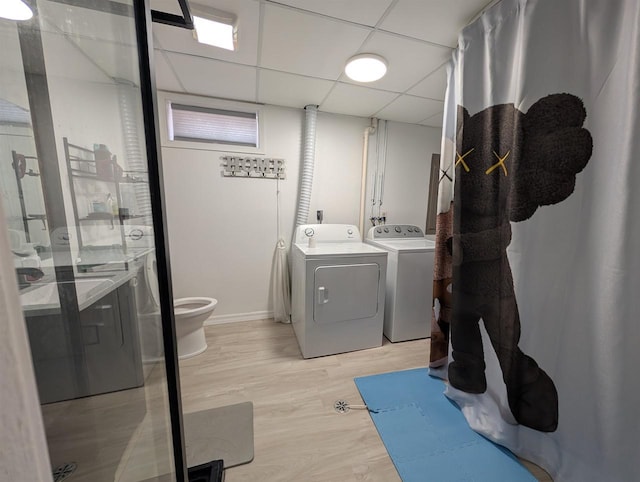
313 263 380 323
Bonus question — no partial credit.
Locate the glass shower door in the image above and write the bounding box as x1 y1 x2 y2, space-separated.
0 1 184 480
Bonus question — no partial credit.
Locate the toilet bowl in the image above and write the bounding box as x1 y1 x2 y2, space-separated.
174 297 217 359
140 249 218 360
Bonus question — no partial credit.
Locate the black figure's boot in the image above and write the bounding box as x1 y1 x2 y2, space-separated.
449 310 487 393
449 350 487 393
505 352 558 432
483 297 559 432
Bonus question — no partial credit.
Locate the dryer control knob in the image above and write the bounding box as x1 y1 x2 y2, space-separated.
376 228 382 233
347 228 354 235
394 226 402 233
384 228 389 233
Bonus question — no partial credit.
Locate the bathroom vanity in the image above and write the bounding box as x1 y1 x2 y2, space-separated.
22 271 144 404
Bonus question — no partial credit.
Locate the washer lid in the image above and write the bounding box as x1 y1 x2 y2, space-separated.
366 238 435 253
296 241 387 258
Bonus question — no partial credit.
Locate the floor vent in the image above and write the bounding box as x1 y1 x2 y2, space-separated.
53 462 77 482
334 399 369 414
334 399 350 413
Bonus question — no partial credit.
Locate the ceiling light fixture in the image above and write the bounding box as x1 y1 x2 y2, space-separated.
345 54 388 83
191 4 237 51
0 0 33 21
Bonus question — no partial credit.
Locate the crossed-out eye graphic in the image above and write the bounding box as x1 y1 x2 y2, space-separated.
455 148 473 172
455 148 510 176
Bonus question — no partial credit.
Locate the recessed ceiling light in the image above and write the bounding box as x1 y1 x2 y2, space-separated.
191 4 237 51
0 0 33 21
345 54 388 83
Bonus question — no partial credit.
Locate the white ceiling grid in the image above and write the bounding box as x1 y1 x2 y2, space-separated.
151 0 494 126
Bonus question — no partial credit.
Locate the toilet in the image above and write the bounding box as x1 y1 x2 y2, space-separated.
173 297 218 359
137 242 217 360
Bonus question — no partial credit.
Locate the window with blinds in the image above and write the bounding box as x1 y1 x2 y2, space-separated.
168 103 258 147
0 98 31 127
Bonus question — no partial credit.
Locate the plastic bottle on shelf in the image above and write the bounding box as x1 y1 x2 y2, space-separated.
106 193 118 217
94 144 113 180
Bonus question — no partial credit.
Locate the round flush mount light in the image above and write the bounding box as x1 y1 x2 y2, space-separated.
0 0 33 21
345 54 388 83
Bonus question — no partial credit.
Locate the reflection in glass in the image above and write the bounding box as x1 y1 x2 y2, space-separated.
1 1 177 480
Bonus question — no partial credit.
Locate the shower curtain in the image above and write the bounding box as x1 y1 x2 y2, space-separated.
430 0 640 480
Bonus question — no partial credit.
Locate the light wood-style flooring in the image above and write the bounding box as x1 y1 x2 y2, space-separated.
41 318 552 481
178 319 552 482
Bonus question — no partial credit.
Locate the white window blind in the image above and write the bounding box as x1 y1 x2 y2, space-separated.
0 98 31 126
168 103 258 147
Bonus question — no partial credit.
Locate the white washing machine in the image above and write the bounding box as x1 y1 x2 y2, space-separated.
365 224 435 342
291 224 387 358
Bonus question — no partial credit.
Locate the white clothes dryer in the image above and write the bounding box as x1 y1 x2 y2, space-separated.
366 225 435 342
291 224 387 358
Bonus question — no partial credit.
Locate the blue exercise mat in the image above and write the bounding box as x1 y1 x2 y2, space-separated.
354 368 536 482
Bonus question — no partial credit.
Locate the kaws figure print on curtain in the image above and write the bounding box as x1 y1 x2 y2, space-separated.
431 0 640 480
451 94 592 432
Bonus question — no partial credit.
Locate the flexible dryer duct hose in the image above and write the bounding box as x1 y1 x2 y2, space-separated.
295 105 318 227
276 105 316 322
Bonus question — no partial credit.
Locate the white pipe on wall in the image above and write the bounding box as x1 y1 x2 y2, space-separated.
378 120 388 217
359 118 377 238
295 105 318 228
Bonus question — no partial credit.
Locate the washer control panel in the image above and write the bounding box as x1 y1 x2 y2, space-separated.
368 224 425 239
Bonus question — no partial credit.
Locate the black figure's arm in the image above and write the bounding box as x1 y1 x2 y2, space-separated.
509 93 593 222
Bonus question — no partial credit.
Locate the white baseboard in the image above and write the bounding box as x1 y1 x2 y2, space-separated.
204 310 273 326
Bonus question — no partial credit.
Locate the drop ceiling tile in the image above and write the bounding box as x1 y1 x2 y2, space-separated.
40 32 111 83
375 95 443 124
320 83 398 118
272 0 394 26
165 52 257 102
346 31 451 93
420 111 444 128
0 27 31 108
381 0 492 48
258 70 334 109
152 0 260 67
153 31 165 50
63 37 141 83
150 0 181 15
261 4 371 80
155 50 184 92
407 64 449 100
40 0 136 45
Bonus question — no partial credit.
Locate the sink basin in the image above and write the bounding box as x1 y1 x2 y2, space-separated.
20 278 116 311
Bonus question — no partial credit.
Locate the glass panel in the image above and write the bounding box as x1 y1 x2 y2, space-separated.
0 1 178 480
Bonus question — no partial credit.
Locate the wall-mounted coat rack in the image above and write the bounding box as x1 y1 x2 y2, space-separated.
221 156 286 179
